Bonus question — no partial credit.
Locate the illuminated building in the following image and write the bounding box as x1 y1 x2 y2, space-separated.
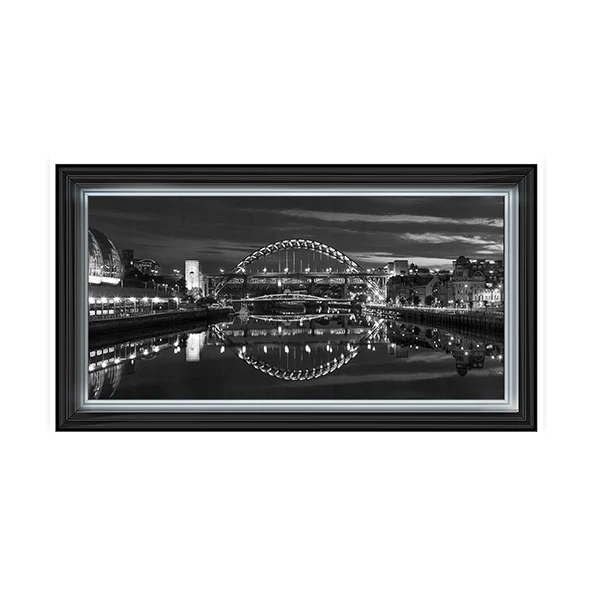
385 259 409 275
451 256 504 309
476 285 503 309
133 258 161 276
88 228 124 286
185 259 204 294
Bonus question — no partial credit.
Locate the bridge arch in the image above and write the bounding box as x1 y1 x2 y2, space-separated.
212 238 384 299
211 319 384 382
238 349 359 382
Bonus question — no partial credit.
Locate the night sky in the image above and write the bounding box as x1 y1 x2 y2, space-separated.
88 195 504 274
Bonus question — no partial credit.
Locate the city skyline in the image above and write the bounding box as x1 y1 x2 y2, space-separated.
88 195 504 274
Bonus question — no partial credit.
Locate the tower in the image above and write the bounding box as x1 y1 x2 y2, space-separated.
122 249 134 267
185 259 204 294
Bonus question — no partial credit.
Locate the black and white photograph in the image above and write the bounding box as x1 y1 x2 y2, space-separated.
87 194 505 402
7 2 596 597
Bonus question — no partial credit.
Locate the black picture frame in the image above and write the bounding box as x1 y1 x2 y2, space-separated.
56 165 537 431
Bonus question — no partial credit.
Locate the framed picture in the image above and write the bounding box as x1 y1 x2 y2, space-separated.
56 165 537 431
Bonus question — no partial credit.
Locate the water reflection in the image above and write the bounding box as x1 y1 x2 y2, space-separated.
88 330 188 398
385 321 503 376
88 314 504 400
214 316 385 382
185 331 205 362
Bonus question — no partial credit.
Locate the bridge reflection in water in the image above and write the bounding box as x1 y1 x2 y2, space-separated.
88 313 505 400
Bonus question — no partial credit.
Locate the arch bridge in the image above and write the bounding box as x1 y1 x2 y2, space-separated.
210 239 387 300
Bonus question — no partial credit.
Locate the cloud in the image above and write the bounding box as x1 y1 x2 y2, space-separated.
401 233 491 245
476 244 505 254
258 209 503 228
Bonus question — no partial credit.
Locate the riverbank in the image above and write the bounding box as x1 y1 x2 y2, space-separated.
88 307 233 347
365 305 504 336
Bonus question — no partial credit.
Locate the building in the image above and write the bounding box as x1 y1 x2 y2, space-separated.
412 285 427 304
133 258 160 276
387 272 430 304
383 254 504 309
121 249 135 268
88 228 124 286
452 256 470 281
454 256 504 281
450 255 504 309
121 249 162 276
88 287 178 319
476 285 503 309
410 263 431 274
425 275 451 306
385 259 409 276
87 231 180 319
451 277 485 308
482 260 505 285
185 259 204 295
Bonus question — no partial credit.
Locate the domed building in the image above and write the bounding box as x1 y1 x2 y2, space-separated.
88 227 124 286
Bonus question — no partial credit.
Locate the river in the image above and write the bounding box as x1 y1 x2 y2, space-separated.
88 313 504 401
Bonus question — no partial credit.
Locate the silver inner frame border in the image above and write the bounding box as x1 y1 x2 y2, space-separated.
79 186 518 413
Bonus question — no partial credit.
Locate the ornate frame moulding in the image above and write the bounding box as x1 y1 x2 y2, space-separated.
56 165 537 431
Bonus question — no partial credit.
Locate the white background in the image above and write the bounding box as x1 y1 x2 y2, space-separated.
0 2 594 596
